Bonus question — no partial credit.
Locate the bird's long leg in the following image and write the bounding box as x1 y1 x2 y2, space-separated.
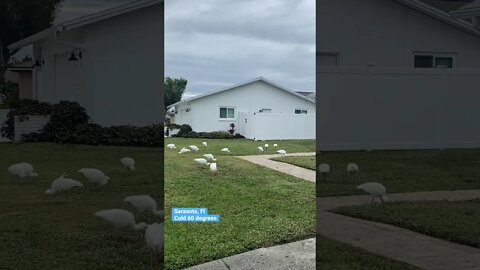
380 196 384 204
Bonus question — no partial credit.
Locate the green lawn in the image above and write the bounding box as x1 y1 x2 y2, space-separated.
271 156 315 170
333 200 480 249
317 149 480 197
0 143 163 270
317 235 421 270
164 138 315 270
166 137 315 156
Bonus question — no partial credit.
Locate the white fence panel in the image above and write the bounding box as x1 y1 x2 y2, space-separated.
237 113 315 140
14 115 50 141
317 67 480 151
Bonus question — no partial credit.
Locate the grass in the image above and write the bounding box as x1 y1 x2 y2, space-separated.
271 156 315 170
166 137 315 156
164 138 315 270
0 143 163 270
333 200 480 249
317 149 480 197
317 235 421 270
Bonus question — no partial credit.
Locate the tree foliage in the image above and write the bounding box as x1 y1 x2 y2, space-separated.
0 0 63 81
164 77 187 109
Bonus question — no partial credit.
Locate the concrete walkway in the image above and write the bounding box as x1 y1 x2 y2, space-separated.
236 152 316 182
183 238 316 270
317 190 480 270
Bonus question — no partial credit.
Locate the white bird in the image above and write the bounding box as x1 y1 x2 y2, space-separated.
264 143 269 149
276 150 287 157
257 146 264 152
210 163 217 173
166 143 176 149
202 142 208 147
8 162 38 178
318 163 330 181
120 157 135 171
145 223 164 265
221 148 230 153
124 195 164 217
78 168 110 185
357 182 388 204
203 154 217 161
178 148 190 155
45 173 84 195
194 158 210 166
347 162 359 180
94 209 148 231
274 144 278 147
189 145 199 151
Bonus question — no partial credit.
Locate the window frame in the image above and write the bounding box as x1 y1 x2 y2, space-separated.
295 109 308 115
219 106 235 120
413 53 457 69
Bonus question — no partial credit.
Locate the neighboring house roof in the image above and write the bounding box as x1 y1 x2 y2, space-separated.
295 91 315 97
391 0 480 37
9 0 163 50
167 77 316 108
8 61 34 72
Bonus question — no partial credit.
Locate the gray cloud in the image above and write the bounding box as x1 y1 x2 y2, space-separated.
165 0 315 95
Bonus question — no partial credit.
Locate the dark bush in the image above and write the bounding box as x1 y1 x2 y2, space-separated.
173 129 245 139
233 133 245 139
176 124 193 137
41 101 89 143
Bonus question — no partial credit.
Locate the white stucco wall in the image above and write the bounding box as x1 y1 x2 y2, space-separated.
32 3 163 127
317 0 480 68
173 80 316 133
317 67 480 150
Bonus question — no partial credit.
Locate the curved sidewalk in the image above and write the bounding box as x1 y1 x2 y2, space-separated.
236 152 316 182
317 190 480 270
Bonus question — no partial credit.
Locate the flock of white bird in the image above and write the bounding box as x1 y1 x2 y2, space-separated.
167 141 288 173
7 158 164 264
318 161 388 204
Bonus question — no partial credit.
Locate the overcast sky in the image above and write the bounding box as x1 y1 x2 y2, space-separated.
165 0 315 97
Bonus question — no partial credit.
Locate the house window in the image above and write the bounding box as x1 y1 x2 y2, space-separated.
219 107 235 119
295 109 307 114
317 52 339 66
414 54 455 69
259 108 272 113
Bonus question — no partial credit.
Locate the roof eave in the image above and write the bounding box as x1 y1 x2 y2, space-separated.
393 0 480 38
450 8 480 19
8 0 164 50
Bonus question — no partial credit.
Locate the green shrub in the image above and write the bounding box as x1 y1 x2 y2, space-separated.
173 129 244 139
2 100 164 147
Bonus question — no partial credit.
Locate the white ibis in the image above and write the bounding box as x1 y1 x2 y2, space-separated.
120 157 135 171
203 154 217 161
273 144 278 147
8 162 38 178
276 150 287 157
145 223 164 266
178 148 190 155
221 148 230 153
166 144 176 149
202 142 208 147
94 209 148 231
194 158 210 166
264 143 269 150
257 146 264 152
189 145 199 151
45 173 83 195
357 182 388 204
318 163 330 181
347 162 359 180
210 163 217 173
78 168 110 185
123 195 164 217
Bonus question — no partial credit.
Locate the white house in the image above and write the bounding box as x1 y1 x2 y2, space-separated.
167 77 316 140
317 0 480 151
8 0 164 127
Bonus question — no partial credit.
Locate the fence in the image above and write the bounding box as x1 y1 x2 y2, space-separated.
317 66 480 151
14 115 50 141
237 112 315 141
